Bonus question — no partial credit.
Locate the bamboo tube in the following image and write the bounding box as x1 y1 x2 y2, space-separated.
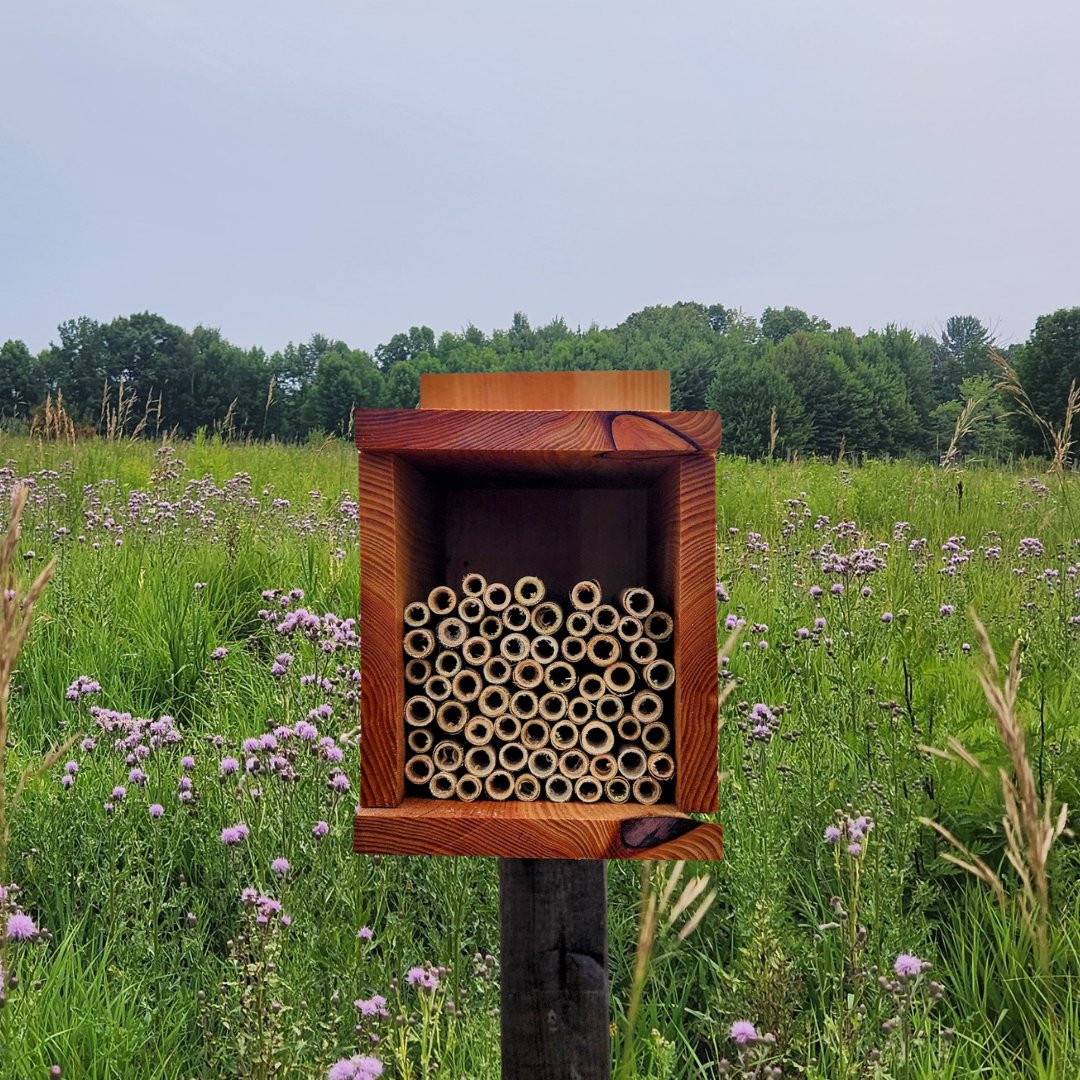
578 673 606 701
595 695 625 723
427 585 457 617
616 716 641 742
628 638 658 665
499 632 530 662
647 751 675 781
521 718 550 749
510 689 539 719
644 659 675 692
404 695 435 727
574 776 603 803
530 601 564 635
512 659 544 690
462 636 492 666
560 636 587 663
436 700 468 735
558 749 589 780
464 716 494 746
404 754 435 786
591 604 619 633
617 586 655 619
543 660 577 694
484 769 515 801
461 571 487 598
538 692 568 722
403 628 435 660
631 690 663 723
545 775 573 802
617 746 648 780
464 745 496 778
407 728 434 754
456 774 482 802
567 697 594 724
478 684 511 718
616 615 643 642
495 714 522 742
586 634 621 667
433 740 464 771
605 777 630 803
580 721 615 756
436 617 467 650
405 658 432 685
644 610 673 643
604 662 636 695
633 777 662 805
641 721 672 752
403 601 431 628
457 596 485 625
429 771 457 799
502 603 531 632
529 635 559 665
549 720 579 751
498 742 528 772
483 656 512 685
589 752 617 781
434 651 461 678
478 615 504 640
483 581 512 612
513 575 545 607
570 579 601 611
565 610 593 638
451 668 482 703
515 774 541 801
528 748 557 779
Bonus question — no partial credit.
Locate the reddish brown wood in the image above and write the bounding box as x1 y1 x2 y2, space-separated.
354 798 723 860
421 370 670 411
354 409 722 454
358 455 442 807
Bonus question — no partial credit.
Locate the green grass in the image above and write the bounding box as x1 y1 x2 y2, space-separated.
0 436 1077 1078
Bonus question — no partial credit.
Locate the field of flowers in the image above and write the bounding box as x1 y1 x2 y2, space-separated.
0 435 1077 1079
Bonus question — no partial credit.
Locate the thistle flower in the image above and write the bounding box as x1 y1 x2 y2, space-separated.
730 1020 757 1045
4 912 37 941
312 820 329 839
148 803 164 818
894 953 923 978
219 756 239 776
271 857 289 877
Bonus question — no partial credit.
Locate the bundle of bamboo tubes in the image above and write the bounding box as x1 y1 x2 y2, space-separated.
402 574 675 804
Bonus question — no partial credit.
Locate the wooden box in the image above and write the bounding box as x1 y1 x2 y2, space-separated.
353 372 724 860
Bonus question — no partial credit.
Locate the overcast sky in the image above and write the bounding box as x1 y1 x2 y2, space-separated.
2 1 1078 355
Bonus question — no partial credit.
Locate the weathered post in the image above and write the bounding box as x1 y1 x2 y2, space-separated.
353 371 722 1077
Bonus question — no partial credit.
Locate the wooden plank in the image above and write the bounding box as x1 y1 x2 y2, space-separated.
673 455 720 813
500 860 609 1078
421 370 669 411
355 409 722 454
358 455 442 807
354 798 724 860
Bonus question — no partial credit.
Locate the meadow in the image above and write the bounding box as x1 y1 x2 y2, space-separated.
0 434 1077 1079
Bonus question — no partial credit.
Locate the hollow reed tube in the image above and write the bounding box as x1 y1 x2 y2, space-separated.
462 636 492 666
407 728 434 754
427 586 457 616
521 718 551 750
405 658 432 685
578 673 606 701
641 721 671 752
436 617 467 650
616 615 643 642
510 689 539 719
461 571 487 598
644 610 673 643
632 777 662 805
628 638 658 665
512 659 544 690
403 601 431 628
404 695 435 727
494 714 522 742
483 655 512 685
604 662 636 695
424 674 452 702
456 774 482 802
463 745 496 778
457 596 485 624
591 604 619 633
616 716 641 742
616 586 655 619
567 697 594 724
574 776 603 803
403 628 435 659
499 632 530 662
502 604 531 632
543 660 577 693
464 716 494 746
528 748 558 779
596 695 625 723
529 635 559 665
483 581 512 612
484 770 515 801
580 721 615 756
432 740 465 771
587 634 621 667
515 774 541 802
644 659 675 691
560 636 588 663
557 749 589 780
478 684 511 718
498 742 528 773
436 700 468 735
429 771 457 799
647 751 675 781
549 720 579 750
565 610 594 637
404 754 434 786
631 690 663 722
451 668 481 703
605 776 630 803
589 752 618 781
538 692 568 722
513 575 546 607
570 579 601 611
530 601 564 635
617 746 648 780
433 651 461 677
544 774 573 802
478 615 503 640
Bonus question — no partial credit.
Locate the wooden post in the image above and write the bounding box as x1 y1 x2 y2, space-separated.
500 860 609 1079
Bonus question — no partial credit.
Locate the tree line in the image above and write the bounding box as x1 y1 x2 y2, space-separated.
1 303 1077 459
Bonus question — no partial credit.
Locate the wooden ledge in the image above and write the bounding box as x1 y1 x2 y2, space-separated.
354 798 723 861
354 410 722 455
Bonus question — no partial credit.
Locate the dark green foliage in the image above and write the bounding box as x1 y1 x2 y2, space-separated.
4 302 1077 459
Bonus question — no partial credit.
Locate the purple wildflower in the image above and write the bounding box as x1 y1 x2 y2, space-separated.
210 647 228 660
148 803 164 818
357 926 373 941
271 857 290 877
894 953 923 978
824 825 842 843
219 756 239 776
847 842 862 856
312 820 329 838
940 604 954 617
730 1020 757 1045
881 611 893 623
111 785 127 801
4 912 37 941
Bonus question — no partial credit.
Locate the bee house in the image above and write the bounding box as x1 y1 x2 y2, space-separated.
353 371 724 860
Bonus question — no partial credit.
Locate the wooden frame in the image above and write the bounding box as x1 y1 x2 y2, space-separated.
354 373 723 860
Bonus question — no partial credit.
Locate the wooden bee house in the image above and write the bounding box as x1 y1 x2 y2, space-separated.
353 371 724 860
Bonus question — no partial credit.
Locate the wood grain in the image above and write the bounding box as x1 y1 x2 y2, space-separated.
421 370 669 411
354 409 722 454
354 798 724 860
501 860 609 1078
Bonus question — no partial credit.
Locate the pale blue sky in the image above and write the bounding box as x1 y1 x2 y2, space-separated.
2 1 1078 353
